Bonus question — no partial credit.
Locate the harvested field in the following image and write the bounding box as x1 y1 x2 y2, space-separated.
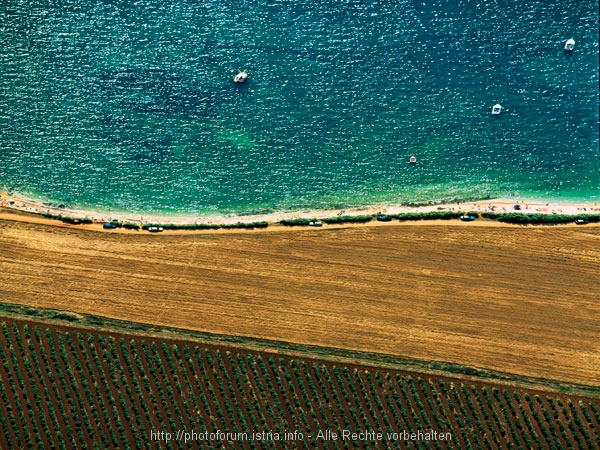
0 317 598 450
0 217 599 385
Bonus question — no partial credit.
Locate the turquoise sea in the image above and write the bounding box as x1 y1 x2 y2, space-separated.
1 0 598 217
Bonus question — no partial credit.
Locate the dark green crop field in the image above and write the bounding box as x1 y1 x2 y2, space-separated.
0 317 598 449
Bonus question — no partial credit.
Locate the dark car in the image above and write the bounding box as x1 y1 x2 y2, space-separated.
460 215 476 221
513 204 521 210
103 223 117 229
575 219 589 225
376 215 392 222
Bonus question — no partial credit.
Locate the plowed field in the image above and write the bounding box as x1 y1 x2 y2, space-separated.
0 217 599 385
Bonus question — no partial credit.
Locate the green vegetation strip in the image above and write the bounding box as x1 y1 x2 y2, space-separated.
30 209 600 228
141 221 268 231
0 302 597 398
482 212 600 225
321 215 373 224
395 211 464 221
32 212 268 230
279 218 320 226
280 215 373 226
103 220 141 230
41 213 93 225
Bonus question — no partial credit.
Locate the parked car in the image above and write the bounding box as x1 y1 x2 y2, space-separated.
460 215 476 221
148 226 164 232
103 223 117 229
308 221 322 227
575 219 589 225
376 215 392 222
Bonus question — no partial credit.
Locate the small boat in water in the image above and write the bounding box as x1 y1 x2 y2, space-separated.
233 71 248 83
409 156 417 164
564 38 575 52
491 104 502 115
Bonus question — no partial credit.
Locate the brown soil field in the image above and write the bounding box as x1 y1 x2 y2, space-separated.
0 215 599 386
0 317 598 450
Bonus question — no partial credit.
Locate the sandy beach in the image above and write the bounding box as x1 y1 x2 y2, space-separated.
1 189 598 229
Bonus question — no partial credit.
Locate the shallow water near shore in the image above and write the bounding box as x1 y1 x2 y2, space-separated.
0 0 598 217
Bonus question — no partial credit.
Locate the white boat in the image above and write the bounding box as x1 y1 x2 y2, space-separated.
491 104 502 115
409 156 417 164
564 38 575 52
233 71 248 83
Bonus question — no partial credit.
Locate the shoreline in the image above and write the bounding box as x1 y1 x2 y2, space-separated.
1 189 599 227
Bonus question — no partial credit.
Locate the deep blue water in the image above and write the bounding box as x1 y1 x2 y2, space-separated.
1 0 598 217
